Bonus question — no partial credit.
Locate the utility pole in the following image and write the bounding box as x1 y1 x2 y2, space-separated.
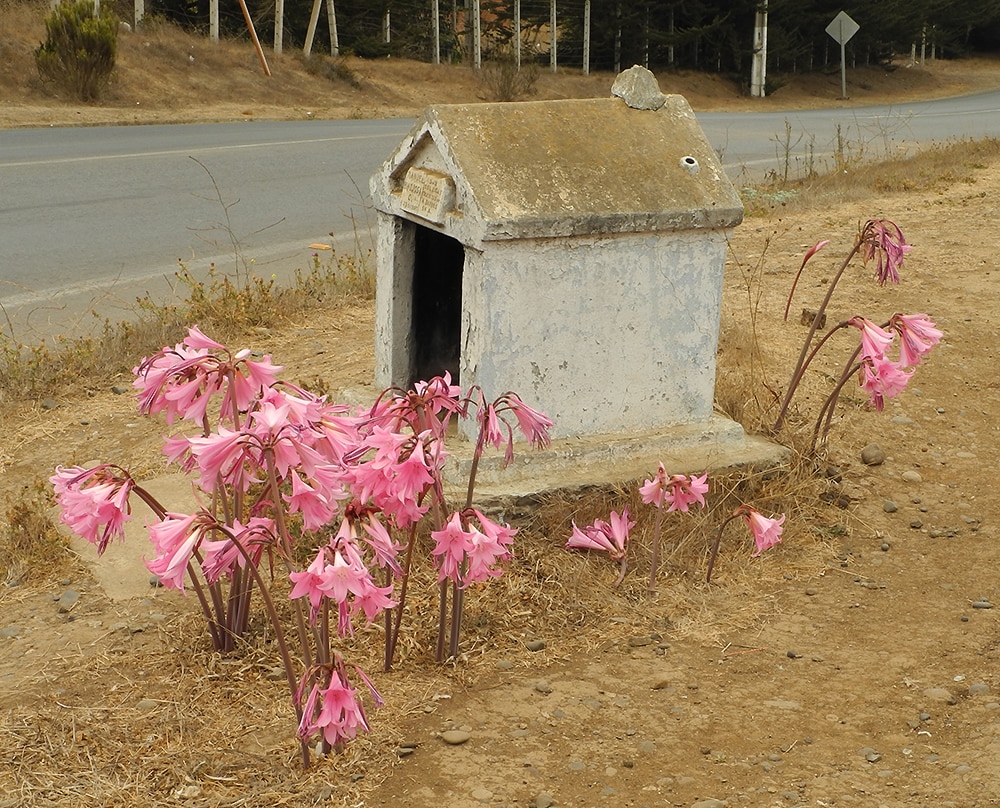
750 1 767 98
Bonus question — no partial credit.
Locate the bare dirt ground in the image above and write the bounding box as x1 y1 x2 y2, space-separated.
3 8 1000 808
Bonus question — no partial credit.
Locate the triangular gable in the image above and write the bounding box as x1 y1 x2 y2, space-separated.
371 95 743 245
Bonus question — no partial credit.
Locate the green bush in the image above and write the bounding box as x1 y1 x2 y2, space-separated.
35 0 118 102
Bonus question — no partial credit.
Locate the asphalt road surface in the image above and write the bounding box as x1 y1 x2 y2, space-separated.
2 88 998 338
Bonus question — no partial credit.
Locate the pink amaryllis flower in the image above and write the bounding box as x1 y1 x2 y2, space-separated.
861 219 911 285
464 509 516 586
707 504 787 582
133 326 282 427
50 465 136 555
145 510 217 591
475 390 554 467
859 355 912 411
430 509 516 587
296 656 382 750
199 517 273 583
890 313 942 368
847 316 894 361
565 508 634 561
783 239 831 321
735 505 786 557
639 464 709 513
367 373 465 438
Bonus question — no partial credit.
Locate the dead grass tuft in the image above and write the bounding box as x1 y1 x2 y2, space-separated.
1 478 68 585
745 136 1000 216
0 250 373 405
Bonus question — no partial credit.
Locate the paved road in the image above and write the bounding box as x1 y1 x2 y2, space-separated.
0 119 409 338
2 89 998 338
701 87 1000 181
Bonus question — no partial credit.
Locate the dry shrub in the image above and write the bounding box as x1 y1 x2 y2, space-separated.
35 0 117 101
478 49 539 102
1 479 67 584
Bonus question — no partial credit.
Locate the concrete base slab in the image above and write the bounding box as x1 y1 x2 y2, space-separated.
443 416 789 506
67 475 198 602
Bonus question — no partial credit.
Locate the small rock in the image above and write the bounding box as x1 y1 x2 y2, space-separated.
901 470 923 483
858 746 881 762
786 650 802 659
535 792 554 808
441 729 471 745
972 600 994 609
111 385 130 395
861 443 886 465
495 659 514 671
568 760 586 771
923 687 957 705
525 639 546 652
968 683 990 696
0 625 21 639
910 519 924 530
41 398 59 411
691 799 727 808
805 588 818 596
136 698 158 711
628 635 653 647
611 65 667 110
534 680 553 695
149 576 163 588
57 590 79 614
883 500 898 513
471 787 493 802
651 678 672 690
880 542 891 552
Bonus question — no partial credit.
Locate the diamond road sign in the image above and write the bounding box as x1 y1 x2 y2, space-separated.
826 11 860 46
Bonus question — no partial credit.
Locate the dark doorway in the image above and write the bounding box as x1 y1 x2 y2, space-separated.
410 225 465 386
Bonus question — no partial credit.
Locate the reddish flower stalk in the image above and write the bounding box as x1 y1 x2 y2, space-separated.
774 219 912 434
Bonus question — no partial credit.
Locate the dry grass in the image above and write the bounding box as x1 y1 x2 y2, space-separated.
0 249 372 405
742 136 1000 216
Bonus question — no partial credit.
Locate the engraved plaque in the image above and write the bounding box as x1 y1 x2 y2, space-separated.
400 167 455 225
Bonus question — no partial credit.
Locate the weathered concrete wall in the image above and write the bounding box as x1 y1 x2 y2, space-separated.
459 227 730 440
374 212 415 389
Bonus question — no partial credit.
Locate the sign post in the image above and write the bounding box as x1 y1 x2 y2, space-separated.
825 11 860 99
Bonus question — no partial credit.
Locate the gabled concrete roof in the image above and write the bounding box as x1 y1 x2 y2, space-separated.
370 95 743 244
